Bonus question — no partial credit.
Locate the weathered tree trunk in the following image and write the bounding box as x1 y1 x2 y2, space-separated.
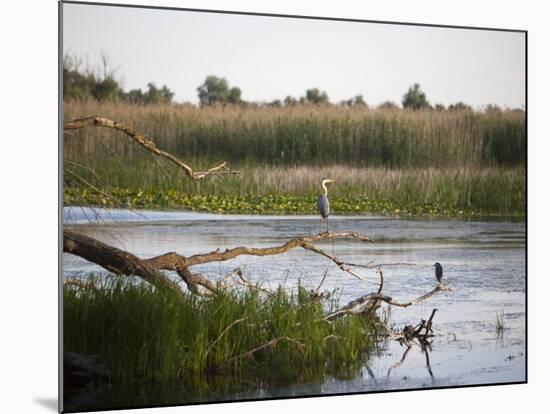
63 230 187 296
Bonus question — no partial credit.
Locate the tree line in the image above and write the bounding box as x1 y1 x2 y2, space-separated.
62 54 517 113
63 54 175 104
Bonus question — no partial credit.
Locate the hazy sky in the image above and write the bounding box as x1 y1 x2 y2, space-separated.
62 3 526 108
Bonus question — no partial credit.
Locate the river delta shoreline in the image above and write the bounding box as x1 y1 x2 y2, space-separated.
62 209 526 411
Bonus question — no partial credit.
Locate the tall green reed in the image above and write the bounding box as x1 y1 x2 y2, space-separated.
64 276 379 384
64 101 525 168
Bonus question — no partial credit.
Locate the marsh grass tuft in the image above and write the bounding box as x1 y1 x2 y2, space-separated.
64 276 381 386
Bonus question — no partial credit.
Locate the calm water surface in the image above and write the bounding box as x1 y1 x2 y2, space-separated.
63 207 526 410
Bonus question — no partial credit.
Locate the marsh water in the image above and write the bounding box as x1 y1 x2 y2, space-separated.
63 207 526 411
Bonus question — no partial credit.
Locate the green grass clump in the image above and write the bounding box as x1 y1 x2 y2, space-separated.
64 276 380 387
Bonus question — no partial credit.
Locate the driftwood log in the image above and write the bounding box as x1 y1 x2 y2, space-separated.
64 230 374 295
63 229 450 319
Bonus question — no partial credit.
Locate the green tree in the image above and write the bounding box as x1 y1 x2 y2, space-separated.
63 54 95 100
267 99 282 107
197 75 237 105
484 104 502 114
92 77 123 101
143 83 174 104
304 88 329 105
62 52 176 104
63 68 94 100
402 83 430 110
377 101 399 110
352 94 367 107
122 84 174 105
284 96 298 106
341 94 367 107
197 75 229 105
125 88 145 104
228 87 242 104
63 52 123 101
448 102 473 112
434 103 446 111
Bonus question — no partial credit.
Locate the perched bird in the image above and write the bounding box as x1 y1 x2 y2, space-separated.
433 262 443 284
317 178 336 224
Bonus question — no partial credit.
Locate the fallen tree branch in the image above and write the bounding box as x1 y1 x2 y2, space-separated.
63 229 448 322
64 116 240 181
63 230 375 296
179 231 373 267
144 231 374 284
325 285 449 320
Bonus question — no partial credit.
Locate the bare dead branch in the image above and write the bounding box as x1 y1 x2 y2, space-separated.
143 231 375 286
220 268 244 288
314 267 330 294
234 271 275 296
325 284 449 321
359 268 386 315
177 267 219 295
205 318 247 359
63 230 375 296
63 116 240 181
300 243 368 282
220 268 275 296
367 285 450 309
63 228 448 322
228 336 305 362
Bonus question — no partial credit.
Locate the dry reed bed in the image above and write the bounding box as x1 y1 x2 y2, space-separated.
64 100 525 168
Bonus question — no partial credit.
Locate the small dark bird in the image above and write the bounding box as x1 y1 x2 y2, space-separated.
317 177 336 223
433 262 443 284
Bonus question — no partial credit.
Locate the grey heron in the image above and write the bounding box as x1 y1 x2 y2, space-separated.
317 178 336 227
433 262 443 284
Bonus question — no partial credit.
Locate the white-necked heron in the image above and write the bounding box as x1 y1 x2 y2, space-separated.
317 178 336 226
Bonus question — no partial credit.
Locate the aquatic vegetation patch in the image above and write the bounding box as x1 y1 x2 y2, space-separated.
64 185 524 217
64 276 381 385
